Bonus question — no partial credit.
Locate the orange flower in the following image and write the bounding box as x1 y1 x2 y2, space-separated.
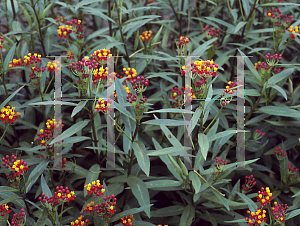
0 106 21 124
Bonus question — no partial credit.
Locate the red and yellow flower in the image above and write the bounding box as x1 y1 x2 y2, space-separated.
70 215 89 226
0 106 21 124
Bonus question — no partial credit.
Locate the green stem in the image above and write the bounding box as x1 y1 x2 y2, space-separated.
127 123 139 176
238 0 245 21
31 0 47 56
44 73 54 95
203 105 223 134
60 202 64 226
108 114 132 141
244 94 262 124
0 123 9 154
114 0 131 68
89 101 100 163
273 23 276 52
39 87 47 122
91 213 101 226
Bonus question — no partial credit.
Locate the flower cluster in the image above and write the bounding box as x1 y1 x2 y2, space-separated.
84 180 105 196
129 75 149 93
288 162 299 179
0 106 21 124
245 208 267 226
92 67 108 84
58 19 83 39
265 53 282 67
36 118 64 149
242 175 256 192
203 26 221 45
91 49 112 62
170 86 195 109
39 186 76 211
21 53 46 86
180 60 219 78
122 68 137 82
255 61 270 71
274 146 287 160
288 25 299 40
55 16 65 23
140 30 152 42
83 182 117 222
253 129 266 140
70 215 89 226
46 60 60 72
120 214 133 226
9 58 23 68
95 98 113 113
271 202 289 224
0 36 4 49
2 155 29 176
10 209 26 226
224 81 239 94
66 51 75 59
257 187 273 207
178 36 190 46
0 204 11 216
212 157 228 180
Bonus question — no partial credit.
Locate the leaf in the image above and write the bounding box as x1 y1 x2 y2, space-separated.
211 190 230 211
75 0 99 11
12 21 22 41
27 101 77 106
234 22 247 34
286 209 300 220
142 119 187 126
191 37 218 56
126 18 158 40
236 192 257 212
280 156 289 184
145 108 194 114
189 171 201 194
148 146 191 156
208 130 242 142
40 174 52 198
242 0 250 17
34 207 47 226
0 186 19 192
4 42 17 71
18 3 32 28
25 160 50 193
127 175 151 218
179 204 195 226
115 102 136 122
267 68 294 85
144 180 182 189
49 120 89 145
71 101 87 118
258 106 300 119
81 7 116 24
150 205 185 217
189 107 202 136
152 25 163 44
40 1 54 19
84 164 101 197
132 141 150 177
0 196 23 206
266 84 287 100
198 133 209 160
110 204 153 222
238 49 261 84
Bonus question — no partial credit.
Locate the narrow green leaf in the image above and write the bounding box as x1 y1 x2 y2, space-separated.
142 119 187 126
127 175 151 218
234 21 247 34
40 1 54 19
0 186 19 192
266 84 287 100
81 7 117 24
71 101 87 118
132 141 150 177
258 106 300 119
84 164 101 197
191 37 218 56
189 107 202 136
0 197 23 206
179 204 195 226
280 156 289 184
19 3 32 28
148 146 191 156
198 133 209 160
4 42 17 71
115 102 136 122
236 192 257 212
75 0 98 11
238 49 261 84
152 25 163 44
0 85 25 113
211 190 230 211
49 120 89 145
40 174 52 198
145 180 182 189
286 209 300 220
150 205 185 217
27 101 77 106
145 108 194 114
110 204 153 222
25 160 50 193
34 207 47 226
189 171 201 194
267 68 294 85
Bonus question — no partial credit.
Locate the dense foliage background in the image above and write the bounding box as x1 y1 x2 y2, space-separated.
0 0 300 225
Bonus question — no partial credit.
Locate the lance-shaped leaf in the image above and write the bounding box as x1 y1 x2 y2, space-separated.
179 204 195 226
133 141 150 177
198 133 209 160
